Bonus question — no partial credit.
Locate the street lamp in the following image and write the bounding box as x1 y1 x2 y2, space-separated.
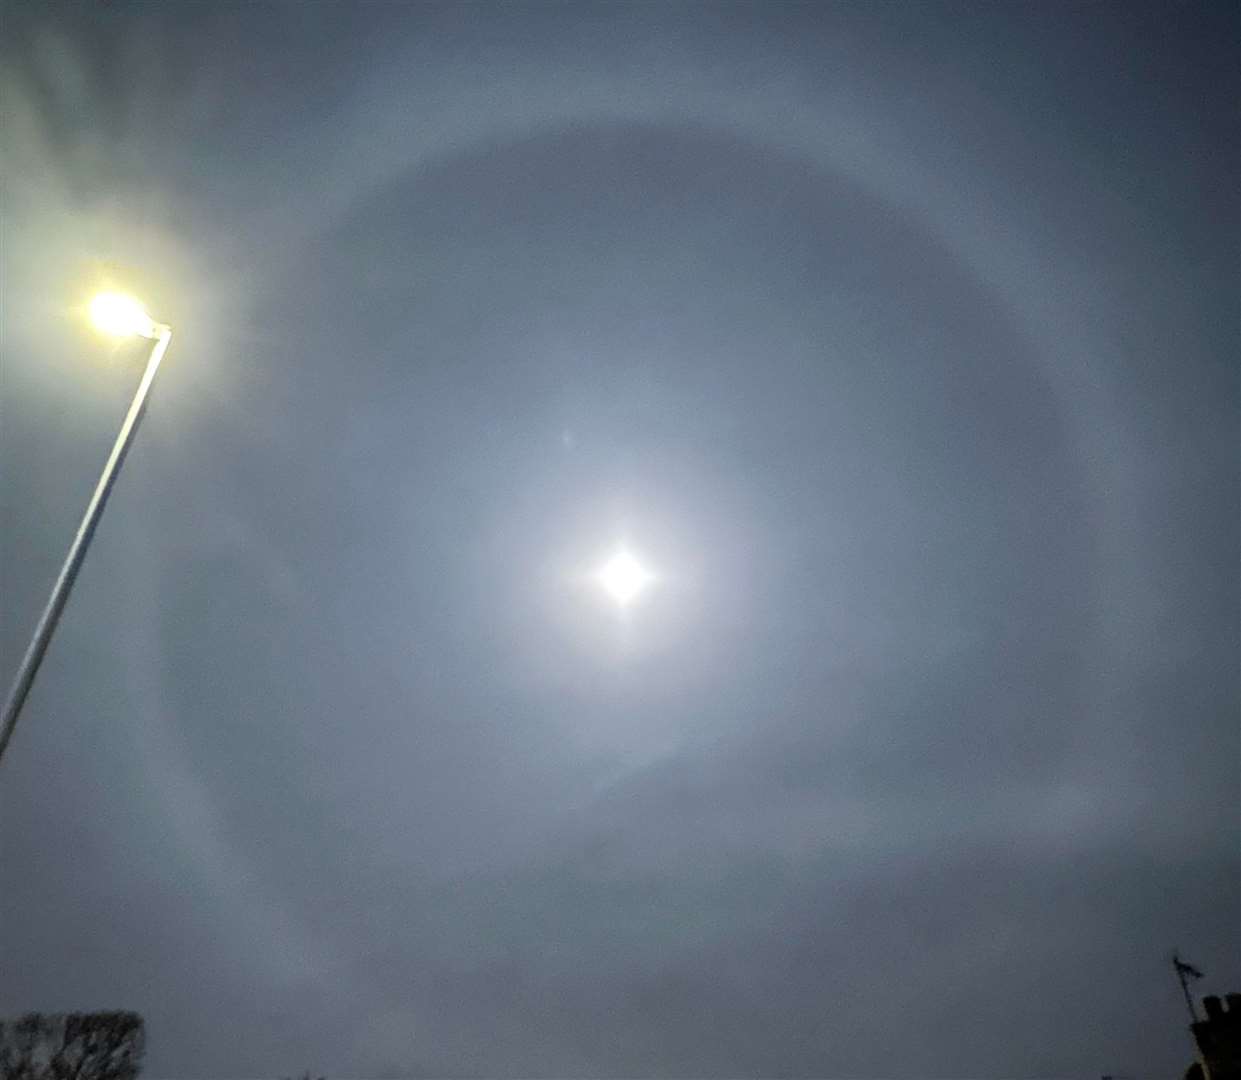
0 293 172 767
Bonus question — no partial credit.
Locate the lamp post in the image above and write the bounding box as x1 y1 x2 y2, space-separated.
0 293 172 767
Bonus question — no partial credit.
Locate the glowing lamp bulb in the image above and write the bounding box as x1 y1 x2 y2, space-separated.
89 292 157 338
598 551 654 607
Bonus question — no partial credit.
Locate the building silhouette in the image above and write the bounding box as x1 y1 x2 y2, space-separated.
1185 992 1241 1080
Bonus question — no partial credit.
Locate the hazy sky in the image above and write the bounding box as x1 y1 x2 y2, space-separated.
1 3 1237 1077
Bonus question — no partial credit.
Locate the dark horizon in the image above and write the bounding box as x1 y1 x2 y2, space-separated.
1 2 1237 1077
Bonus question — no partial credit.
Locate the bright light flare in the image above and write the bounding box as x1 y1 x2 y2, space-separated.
597 550 655 607
89 292 157 338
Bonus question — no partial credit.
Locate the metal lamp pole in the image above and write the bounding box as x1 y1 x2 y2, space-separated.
0 310 172 766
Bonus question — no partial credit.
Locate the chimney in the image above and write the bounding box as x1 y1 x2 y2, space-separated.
1204 996 1224 1020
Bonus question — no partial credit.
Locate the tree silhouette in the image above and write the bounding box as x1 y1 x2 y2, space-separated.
0 1011 145 1080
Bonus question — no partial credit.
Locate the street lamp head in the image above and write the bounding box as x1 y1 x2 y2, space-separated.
89 292 160 339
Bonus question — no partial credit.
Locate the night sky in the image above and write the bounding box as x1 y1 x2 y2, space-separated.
1 3 1237 1077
